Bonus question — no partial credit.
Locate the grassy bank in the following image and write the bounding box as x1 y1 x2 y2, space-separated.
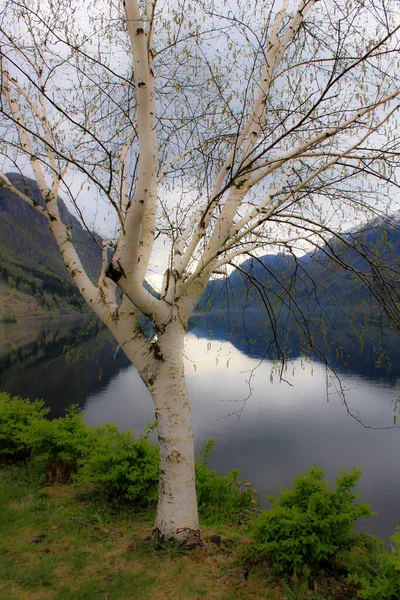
1 392 400 600
2 464 399 600
0 466 280 600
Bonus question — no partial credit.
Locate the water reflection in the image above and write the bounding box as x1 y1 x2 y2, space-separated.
84 332 400 541
0 317 130 417
190 311 400 384
0 316 399 540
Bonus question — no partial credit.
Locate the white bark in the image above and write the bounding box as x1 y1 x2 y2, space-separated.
110 305 200 543
148 316 200 543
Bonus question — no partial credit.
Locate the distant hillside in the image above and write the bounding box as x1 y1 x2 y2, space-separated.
199 218 400 332
0 173 102 319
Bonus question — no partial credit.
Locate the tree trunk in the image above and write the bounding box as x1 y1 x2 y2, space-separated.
149 316 201 546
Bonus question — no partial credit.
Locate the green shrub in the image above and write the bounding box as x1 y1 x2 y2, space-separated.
0 392 49 463
0 394 93 481
21 406 93 481
195 439 260 523
247 465 373 578
78 434 260 515
345 528 400 599
0 393 262 518
76 424 160 504
2 313 17 323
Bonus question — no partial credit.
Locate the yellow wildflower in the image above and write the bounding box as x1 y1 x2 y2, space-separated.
237 481 242 486
245 482 251 487
251 499 257 505
251 489 257 494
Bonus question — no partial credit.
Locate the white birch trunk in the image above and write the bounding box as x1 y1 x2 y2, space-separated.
147 316 200 545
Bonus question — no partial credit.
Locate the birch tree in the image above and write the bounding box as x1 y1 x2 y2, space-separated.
0 0 400 543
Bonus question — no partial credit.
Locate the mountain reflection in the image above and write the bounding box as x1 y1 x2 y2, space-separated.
0 313 399 541
0 317 129 417
0 311 398 419
190 310 400 382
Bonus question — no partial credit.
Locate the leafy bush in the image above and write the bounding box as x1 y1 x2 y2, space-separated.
0 393 159 494
0 393 92 480
2 313 17 323
195 439 260 523
0 394 261 518
20 406 93 481
247 465 373 578
345 528 400 599
0 392 49 463
76 424 159 504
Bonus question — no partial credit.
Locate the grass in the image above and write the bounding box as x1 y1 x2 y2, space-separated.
0 466 281 600
1 394 395 599
1 462 388 600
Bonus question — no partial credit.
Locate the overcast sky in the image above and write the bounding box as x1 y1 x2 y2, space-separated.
2 0 400 292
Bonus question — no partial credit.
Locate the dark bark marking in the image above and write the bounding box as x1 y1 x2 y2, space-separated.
105 261 125 283
166 449 182 464
150 527 202 548
150 341 165 361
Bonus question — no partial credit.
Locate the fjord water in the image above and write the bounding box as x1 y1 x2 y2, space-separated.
1 316 399 540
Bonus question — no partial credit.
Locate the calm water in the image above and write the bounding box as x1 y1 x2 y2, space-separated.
1 317 399 540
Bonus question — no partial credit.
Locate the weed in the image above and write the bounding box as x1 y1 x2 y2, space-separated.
18 555 57 590
196 439 261 523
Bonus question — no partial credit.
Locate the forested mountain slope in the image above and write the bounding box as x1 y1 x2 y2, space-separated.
202 219 400 314
0 173 101 319
1 171 399 327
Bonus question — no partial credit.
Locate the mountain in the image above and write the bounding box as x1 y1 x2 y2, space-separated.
202 217 400 310
1 171 398 330
196 218 400 358
0 173 102 319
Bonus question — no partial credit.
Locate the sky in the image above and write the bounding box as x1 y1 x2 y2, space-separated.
2 0 400 292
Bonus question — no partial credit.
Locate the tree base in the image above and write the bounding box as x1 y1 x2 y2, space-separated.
150 527 203 548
